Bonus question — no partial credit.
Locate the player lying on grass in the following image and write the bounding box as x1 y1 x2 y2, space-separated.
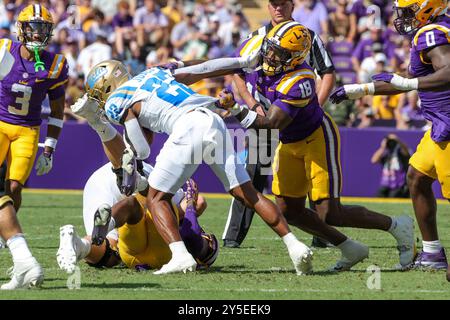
165 21 415 271
57 170 218 272
73 58 314 276
330 0 450 276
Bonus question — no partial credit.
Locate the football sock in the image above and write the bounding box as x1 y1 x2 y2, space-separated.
7 234 33 262
282 233 300 250
387 217 396 233
180 204 204 258
422 240 442 254
77 237 92 260
169 241 191 258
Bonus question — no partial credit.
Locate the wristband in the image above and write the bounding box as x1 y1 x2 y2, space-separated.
48 117 64 128
240 110 258 128
44 137 57 149
344 83 375 99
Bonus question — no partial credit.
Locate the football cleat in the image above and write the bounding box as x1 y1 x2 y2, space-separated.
56 225 86 274
1 257 44 290
389 215 416 268
91 204 112 246
154 254 197 275
288 241 313 275
413 248 448 270
329 240 369 272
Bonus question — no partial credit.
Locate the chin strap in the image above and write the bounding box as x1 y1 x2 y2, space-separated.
34 47 45 72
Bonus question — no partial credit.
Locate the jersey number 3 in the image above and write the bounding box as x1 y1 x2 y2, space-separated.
8 83 32 116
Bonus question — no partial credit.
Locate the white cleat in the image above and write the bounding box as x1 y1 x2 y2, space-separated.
390 215 416 269
154 254 197 275
1 257 44 290
289 241 313 275
329 240 369 272
57 225 82 274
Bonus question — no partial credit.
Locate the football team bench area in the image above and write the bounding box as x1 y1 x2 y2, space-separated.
0 191 449 300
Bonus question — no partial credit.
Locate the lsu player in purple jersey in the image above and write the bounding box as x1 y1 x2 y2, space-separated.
174 21 416 271
330 0 450 276
0 4 67 289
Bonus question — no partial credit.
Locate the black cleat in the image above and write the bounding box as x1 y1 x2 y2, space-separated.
223 239 240 248
92 204 112 246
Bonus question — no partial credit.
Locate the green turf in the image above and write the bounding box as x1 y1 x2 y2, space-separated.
0 193 449 300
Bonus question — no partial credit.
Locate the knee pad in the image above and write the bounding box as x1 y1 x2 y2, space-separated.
86 238 120 268
0 195 13 209
196 233 219 269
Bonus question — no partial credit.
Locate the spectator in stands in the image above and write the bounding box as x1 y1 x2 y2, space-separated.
77 29 112 79
358 49 387 83
217 9 250 47
123 41 147 75
329 0 352 41
161 0 183 31
293 0 329 43
351 27 384 75
170 5 199 60
112 0 135 58
92 0 120 23
371 134 410 198
133 0 169 48
85 9 114 44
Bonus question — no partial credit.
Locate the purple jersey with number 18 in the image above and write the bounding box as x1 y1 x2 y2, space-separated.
409 14 450 142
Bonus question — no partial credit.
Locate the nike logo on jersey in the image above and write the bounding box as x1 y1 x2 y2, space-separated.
36 79 45 83
268 88 275 92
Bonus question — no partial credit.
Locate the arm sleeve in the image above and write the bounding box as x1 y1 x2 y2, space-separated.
173 57 248 76
124 118 150 160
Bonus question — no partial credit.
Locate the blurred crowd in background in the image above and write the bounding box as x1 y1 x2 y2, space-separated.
0 0 445 130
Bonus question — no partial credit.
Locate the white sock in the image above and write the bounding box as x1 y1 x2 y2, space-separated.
169 241 190 258
422 240 442 253
7 234 33 262
282 233 299 250
337 238 353 252
77 237 92 260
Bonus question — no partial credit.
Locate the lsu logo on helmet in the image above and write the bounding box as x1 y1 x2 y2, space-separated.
261 21 312 76
393 0 448 34
85 60 131 108
17 4 54 51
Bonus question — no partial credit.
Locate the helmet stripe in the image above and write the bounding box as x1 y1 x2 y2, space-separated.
274 21 301 40
35 4 41 17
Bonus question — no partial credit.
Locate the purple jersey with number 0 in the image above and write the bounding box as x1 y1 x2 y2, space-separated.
409 14 450 142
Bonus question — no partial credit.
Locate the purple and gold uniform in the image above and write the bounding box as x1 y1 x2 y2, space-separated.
408 14 450 197
238 36 342 200
0 39 68 184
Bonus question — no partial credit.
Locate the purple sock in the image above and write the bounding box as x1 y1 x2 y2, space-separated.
180 204 204 258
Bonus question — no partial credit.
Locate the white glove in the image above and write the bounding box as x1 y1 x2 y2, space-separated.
121 147 135 174
0 45 14 80
35 153 53 176
70 94 102 123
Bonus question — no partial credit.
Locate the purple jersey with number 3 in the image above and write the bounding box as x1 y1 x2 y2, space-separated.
0 39 68 127
409 14 450 142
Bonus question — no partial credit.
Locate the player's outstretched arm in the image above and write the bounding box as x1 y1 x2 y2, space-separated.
169 51 260 85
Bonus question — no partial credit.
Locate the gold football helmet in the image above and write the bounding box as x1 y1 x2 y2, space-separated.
261 21 311 76
393 0 448 34
85 60 131 108
17 4 54 51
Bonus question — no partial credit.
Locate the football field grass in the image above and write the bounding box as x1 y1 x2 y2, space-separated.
0 191 449 300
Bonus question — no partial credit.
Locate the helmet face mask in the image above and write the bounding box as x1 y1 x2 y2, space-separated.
18 21 54 51
393 4 421 35
261 38 292 76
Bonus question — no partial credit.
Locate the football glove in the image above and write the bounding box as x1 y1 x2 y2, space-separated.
372 72 418 91
35 152 53 176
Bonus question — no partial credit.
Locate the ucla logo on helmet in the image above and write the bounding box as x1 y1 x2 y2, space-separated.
87 67 108 89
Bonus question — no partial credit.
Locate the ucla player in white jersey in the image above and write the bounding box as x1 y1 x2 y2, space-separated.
75 59 314 275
